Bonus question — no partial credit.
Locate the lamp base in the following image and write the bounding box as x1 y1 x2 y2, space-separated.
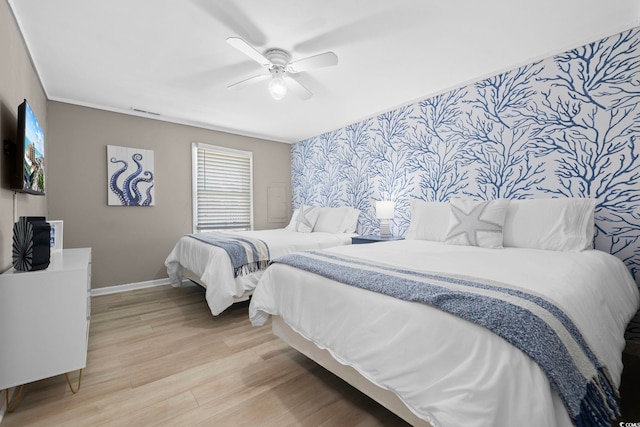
379 220 390 237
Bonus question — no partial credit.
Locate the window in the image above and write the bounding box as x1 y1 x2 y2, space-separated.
192 142 253 232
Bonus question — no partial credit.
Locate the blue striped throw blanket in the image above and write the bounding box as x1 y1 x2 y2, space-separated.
271 250 620 427
190 232 270 278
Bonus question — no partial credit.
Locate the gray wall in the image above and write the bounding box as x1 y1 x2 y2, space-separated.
47 102 291 288
0 1 48 272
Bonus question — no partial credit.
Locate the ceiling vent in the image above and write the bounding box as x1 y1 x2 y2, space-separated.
131 108 160 116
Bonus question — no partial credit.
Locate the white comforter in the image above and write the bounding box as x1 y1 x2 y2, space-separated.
165 229 353 315
249 240 639 427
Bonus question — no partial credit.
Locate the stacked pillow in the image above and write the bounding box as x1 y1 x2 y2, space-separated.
405 200 450 242
405 197 596 251
502 198 595 251
285 205 361 234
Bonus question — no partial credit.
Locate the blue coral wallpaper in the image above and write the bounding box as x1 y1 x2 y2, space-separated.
291 28 640 283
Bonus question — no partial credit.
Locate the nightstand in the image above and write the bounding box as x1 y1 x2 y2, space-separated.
351 235 404 244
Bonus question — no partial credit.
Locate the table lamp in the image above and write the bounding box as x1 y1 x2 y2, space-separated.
375 201 395 237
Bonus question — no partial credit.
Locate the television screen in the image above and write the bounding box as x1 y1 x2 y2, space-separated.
13 99 45 195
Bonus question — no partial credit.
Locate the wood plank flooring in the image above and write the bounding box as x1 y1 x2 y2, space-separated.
1 285 409 426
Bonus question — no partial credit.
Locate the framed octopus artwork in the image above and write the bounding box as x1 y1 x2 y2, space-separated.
107 145 155 206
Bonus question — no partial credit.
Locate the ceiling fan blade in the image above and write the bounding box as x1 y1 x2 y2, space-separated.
283 76 312 100
193 1 267 47
285 52 338 74
226 37 271 68
227 73 269 90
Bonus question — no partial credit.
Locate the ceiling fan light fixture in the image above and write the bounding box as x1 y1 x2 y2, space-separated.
226 37 336 101
268 70 287 100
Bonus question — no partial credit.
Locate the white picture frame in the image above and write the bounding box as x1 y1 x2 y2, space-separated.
49 220 63 252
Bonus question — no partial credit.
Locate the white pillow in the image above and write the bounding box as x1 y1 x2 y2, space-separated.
405 200 451 241
502 198 595 251
284 208 300 231
314 207 352 233
445 199 509 248
341 208 361 233
292 205 319 233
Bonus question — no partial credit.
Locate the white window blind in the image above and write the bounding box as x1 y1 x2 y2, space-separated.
192 142 253 232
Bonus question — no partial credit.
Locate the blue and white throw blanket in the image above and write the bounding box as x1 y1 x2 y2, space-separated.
271 250 620 427
190 232 270 278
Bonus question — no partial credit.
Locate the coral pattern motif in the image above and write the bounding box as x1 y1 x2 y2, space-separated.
107 146 155 206
291 28 640 284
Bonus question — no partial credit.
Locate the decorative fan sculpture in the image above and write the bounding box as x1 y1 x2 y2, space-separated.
226 37 338 100
12 217 34 271
12 216 51 271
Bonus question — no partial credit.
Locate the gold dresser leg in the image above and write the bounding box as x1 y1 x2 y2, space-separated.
5 385 25 413
64 369 83 394
3 370 83 414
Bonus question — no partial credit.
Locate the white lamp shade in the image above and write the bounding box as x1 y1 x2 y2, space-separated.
375 201 395 220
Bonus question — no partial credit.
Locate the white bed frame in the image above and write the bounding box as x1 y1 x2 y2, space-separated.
271 316 433 427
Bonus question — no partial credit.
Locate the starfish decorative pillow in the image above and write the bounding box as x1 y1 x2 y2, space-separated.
294 205 320 233
445 199 510 248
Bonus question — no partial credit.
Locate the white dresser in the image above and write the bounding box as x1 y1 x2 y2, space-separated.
0 248 91 390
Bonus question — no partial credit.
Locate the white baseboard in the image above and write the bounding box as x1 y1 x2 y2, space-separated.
90 278 173 297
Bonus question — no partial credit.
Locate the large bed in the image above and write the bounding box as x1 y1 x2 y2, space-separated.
165 205 359 315
248 198 640 427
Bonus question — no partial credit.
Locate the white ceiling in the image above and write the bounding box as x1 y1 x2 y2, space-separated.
8 0 640 144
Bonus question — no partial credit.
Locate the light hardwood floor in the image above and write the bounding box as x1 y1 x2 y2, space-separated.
1 285 409 426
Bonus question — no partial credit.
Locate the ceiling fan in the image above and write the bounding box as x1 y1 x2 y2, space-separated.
226 37 338 101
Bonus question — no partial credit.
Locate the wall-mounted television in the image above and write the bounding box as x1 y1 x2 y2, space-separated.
10 99 45 195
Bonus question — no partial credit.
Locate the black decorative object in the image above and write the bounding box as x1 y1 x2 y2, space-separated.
12 216 50 271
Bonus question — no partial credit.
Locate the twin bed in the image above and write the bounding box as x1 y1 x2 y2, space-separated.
164 205 359 315
166 199 640 427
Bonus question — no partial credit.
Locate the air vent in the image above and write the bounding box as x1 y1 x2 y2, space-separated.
130 107 160 116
